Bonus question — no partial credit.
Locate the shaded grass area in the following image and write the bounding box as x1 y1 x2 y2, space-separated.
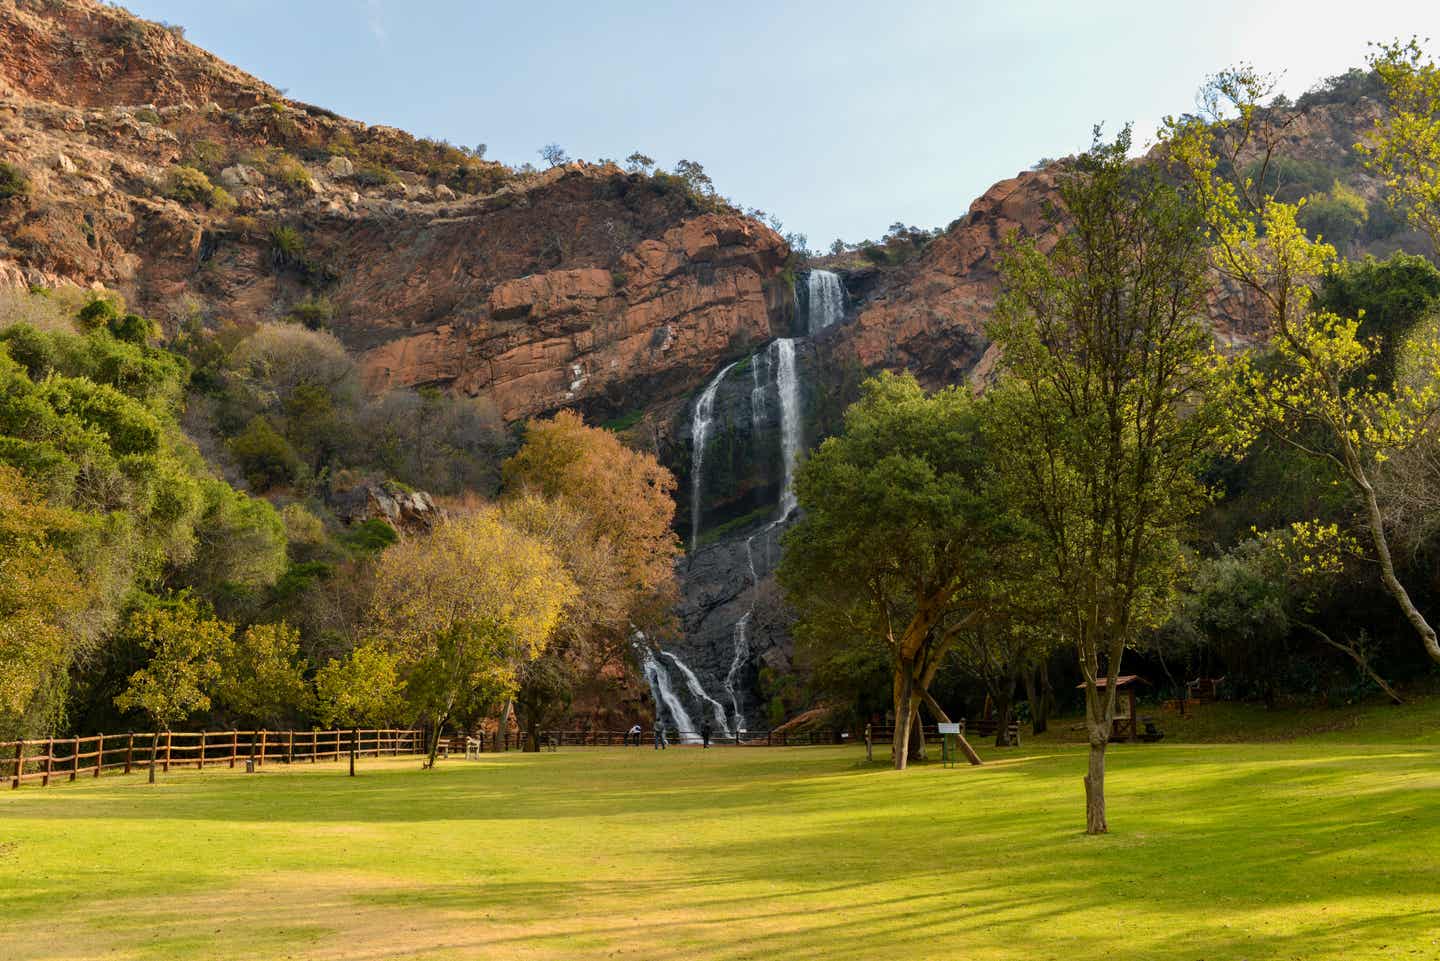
2 712 1440 960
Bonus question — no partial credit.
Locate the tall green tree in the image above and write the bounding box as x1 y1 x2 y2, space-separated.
987 127 1235 832
780 372 1007 769
113 599 232 731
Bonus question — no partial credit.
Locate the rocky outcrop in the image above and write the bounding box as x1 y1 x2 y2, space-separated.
333 482 443 533
0 0 791 429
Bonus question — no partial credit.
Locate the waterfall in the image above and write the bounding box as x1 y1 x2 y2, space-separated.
773 338 802 520
642 648 700 744
749 347 768 431
663 651 732 738
805 270 846 333
690 360 738 551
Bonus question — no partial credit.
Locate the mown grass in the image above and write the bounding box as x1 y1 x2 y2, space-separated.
2 704 1439 960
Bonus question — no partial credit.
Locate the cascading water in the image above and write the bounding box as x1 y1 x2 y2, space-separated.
642 648 699 744
658 273 843 738
773 338 802 520
690 361 738 551
663 652 732 738
805 270 846 333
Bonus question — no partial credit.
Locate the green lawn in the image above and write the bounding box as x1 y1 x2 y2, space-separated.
3 708 1439 960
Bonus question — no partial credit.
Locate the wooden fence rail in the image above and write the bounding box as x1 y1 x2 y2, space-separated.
3 729 425 789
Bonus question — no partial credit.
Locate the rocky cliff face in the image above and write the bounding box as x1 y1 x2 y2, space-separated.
0 0 792 426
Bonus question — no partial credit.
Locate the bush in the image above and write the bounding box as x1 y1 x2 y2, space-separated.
287 295 335 330
229 415 303 491
77 298 121 332
269 225 306 270
351 163 398 187
0 162 29 202
163 165 219 206
271 154 312 191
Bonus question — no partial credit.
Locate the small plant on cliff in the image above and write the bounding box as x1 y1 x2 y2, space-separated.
0 162 30 202
164 165 232 208
268 225 306 271
539 143 570 168
350 163 398 187
287 294 335 330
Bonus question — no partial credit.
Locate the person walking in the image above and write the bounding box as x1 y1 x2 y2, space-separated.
701 719 712 750
654 724 667 750
627 723 642 747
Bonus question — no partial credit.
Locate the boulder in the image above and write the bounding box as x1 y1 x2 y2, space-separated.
219 163 263 188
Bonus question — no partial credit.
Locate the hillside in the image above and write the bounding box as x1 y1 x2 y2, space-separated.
0 0 792 428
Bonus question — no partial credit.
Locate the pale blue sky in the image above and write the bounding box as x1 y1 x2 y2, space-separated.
125 0 1440 247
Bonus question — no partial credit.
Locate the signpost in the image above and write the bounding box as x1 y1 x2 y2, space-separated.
938 722 962 768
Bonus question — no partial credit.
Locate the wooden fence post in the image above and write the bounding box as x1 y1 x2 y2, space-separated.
258 730 267 768
148 732 159 784
198 731 206 770
163 731 172 773
287 731 294 765
350 727 358 777
11 739 24 789
311 730 317 763
95 733 104 778
70 736 79 781
124 733 134 775
42 738 52 787
230 730 238 769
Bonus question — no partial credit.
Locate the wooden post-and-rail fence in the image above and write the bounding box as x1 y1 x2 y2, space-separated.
4 729 424 790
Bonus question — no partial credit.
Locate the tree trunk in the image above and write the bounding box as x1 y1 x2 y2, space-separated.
907 701 926 762
991 677 1016 748
1084 739 1107 835
891 664 915 771
425 713 447 769
1351 451 1440 665
494 700 513 752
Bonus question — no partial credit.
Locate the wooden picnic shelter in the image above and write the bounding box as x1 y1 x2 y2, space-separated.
1077 675 1149 742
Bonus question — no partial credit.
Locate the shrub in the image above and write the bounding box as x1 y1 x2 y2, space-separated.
351 163 398 187
163 165 218 206
229 415 303 491
268 225 306 270
287 295 335 330
77 298 121 332
185 139 227 172
209 186 237 213
271 154 312 191
0 162 29 202
108 313 154 346
134 108 162 126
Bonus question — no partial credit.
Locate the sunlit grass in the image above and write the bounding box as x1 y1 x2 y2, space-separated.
2 707 1438 960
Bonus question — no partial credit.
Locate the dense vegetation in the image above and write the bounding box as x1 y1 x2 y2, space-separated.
0 292 680 749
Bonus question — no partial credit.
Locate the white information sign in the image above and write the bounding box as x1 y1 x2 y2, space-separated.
937 722 961 735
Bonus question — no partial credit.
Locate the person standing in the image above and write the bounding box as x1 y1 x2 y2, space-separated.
654 724 667 750
701 719 712 750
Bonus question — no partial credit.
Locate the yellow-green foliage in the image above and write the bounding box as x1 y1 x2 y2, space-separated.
1364 39 1440 249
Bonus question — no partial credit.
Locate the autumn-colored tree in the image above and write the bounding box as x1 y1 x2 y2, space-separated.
501 411 682 730
503 410 681 601
1166 66 1440 667
369 510 575 768
0 466 85 736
